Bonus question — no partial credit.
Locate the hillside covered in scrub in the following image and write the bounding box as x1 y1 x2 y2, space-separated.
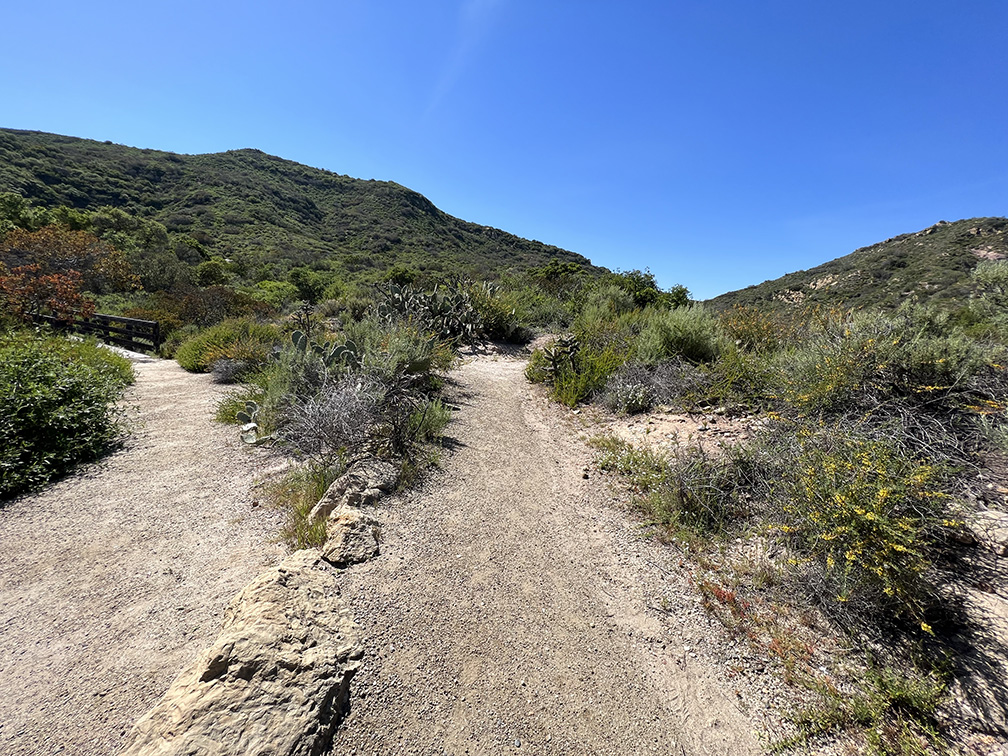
0 128 595 286
708 217 1008 312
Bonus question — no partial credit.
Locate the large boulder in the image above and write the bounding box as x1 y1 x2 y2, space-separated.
120 550 361 756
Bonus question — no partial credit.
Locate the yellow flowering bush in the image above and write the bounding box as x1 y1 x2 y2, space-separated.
769 429 946 621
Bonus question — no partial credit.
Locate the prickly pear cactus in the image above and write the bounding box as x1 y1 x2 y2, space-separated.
543 334 579 377
236 400 272 445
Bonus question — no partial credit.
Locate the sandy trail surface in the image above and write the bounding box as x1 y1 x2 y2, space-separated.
331 355 764 755
0 359 284 756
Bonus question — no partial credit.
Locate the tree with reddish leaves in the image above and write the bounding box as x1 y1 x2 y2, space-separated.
0 225 137 322
0 264 94 321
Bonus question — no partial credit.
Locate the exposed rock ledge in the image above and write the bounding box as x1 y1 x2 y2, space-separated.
120 550 361 756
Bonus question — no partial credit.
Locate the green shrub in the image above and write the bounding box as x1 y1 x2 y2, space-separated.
552 345 625 407
635 304 722 364
175 318 281 373
705 344 775 409
507 285 575 332
0 329 134 499
467 281 528 342
772 307 992 417
524 348 551 383
719 304 796 352
406 398 451 444
268 463 337 550
249 280 301 310
762 424 948 623
592 435 744 534
781 660 948 755
215 384 267 424
575 284 637 331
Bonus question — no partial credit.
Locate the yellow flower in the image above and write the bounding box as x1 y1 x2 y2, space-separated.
921 622 933 635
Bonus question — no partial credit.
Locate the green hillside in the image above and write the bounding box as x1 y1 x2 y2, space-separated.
0 128 594 285
708 217 1008 311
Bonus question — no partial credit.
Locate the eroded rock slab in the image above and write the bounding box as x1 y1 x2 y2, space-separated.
322 506 381 567
120 550 361 756
309 458 400 523
970 509 1008 557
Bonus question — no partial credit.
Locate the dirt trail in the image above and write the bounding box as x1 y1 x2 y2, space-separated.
331 355 764 755
0 359 284 756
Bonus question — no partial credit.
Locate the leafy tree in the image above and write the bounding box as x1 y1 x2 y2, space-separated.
48 205 93 231
386 265 419 286
196 258 229 287
0 225 138 321
604 269 689 309
0 192 50 233
664 284 691 309
288 266 329 303
528 259 584 297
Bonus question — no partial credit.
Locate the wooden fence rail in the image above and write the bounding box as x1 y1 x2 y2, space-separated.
31 313 162 354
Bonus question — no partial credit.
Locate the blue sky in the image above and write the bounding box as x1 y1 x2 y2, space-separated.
2 1 1007 299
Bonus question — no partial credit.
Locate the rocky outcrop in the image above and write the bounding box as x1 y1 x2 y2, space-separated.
309 458 400 524
322 506 381 567
969 509 1008 557
120 550 361 756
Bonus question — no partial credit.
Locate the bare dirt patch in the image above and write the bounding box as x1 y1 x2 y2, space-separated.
600 406 757 456
0 359 284 756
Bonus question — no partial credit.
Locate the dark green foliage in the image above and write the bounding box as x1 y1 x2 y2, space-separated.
174 318 281 373
0 128 598 288
0 329 134 499
195 258 228 287
604 269 690 309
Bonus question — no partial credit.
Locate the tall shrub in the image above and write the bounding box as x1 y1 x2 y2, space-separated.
0 330 134 499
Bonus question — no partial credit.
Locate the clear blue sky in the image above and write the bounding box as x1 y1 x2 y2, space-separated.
3 1 1007 299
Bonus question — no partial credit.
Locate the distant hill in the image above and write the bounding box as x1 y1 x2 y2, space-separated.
708 217 1008 312
0 128 595 284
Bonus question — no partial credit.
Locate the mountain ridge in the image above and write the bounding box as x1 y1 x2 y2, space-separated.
0 127 596 285
707 216 1008 311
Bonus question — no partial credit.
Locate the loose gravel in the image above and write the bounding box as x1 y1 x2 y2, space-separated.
330 355 778 755
0 359 284 756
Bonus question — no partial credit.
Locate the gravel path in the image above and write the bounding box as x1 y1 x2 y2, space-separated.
0 359 284 756
330 356 766 755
